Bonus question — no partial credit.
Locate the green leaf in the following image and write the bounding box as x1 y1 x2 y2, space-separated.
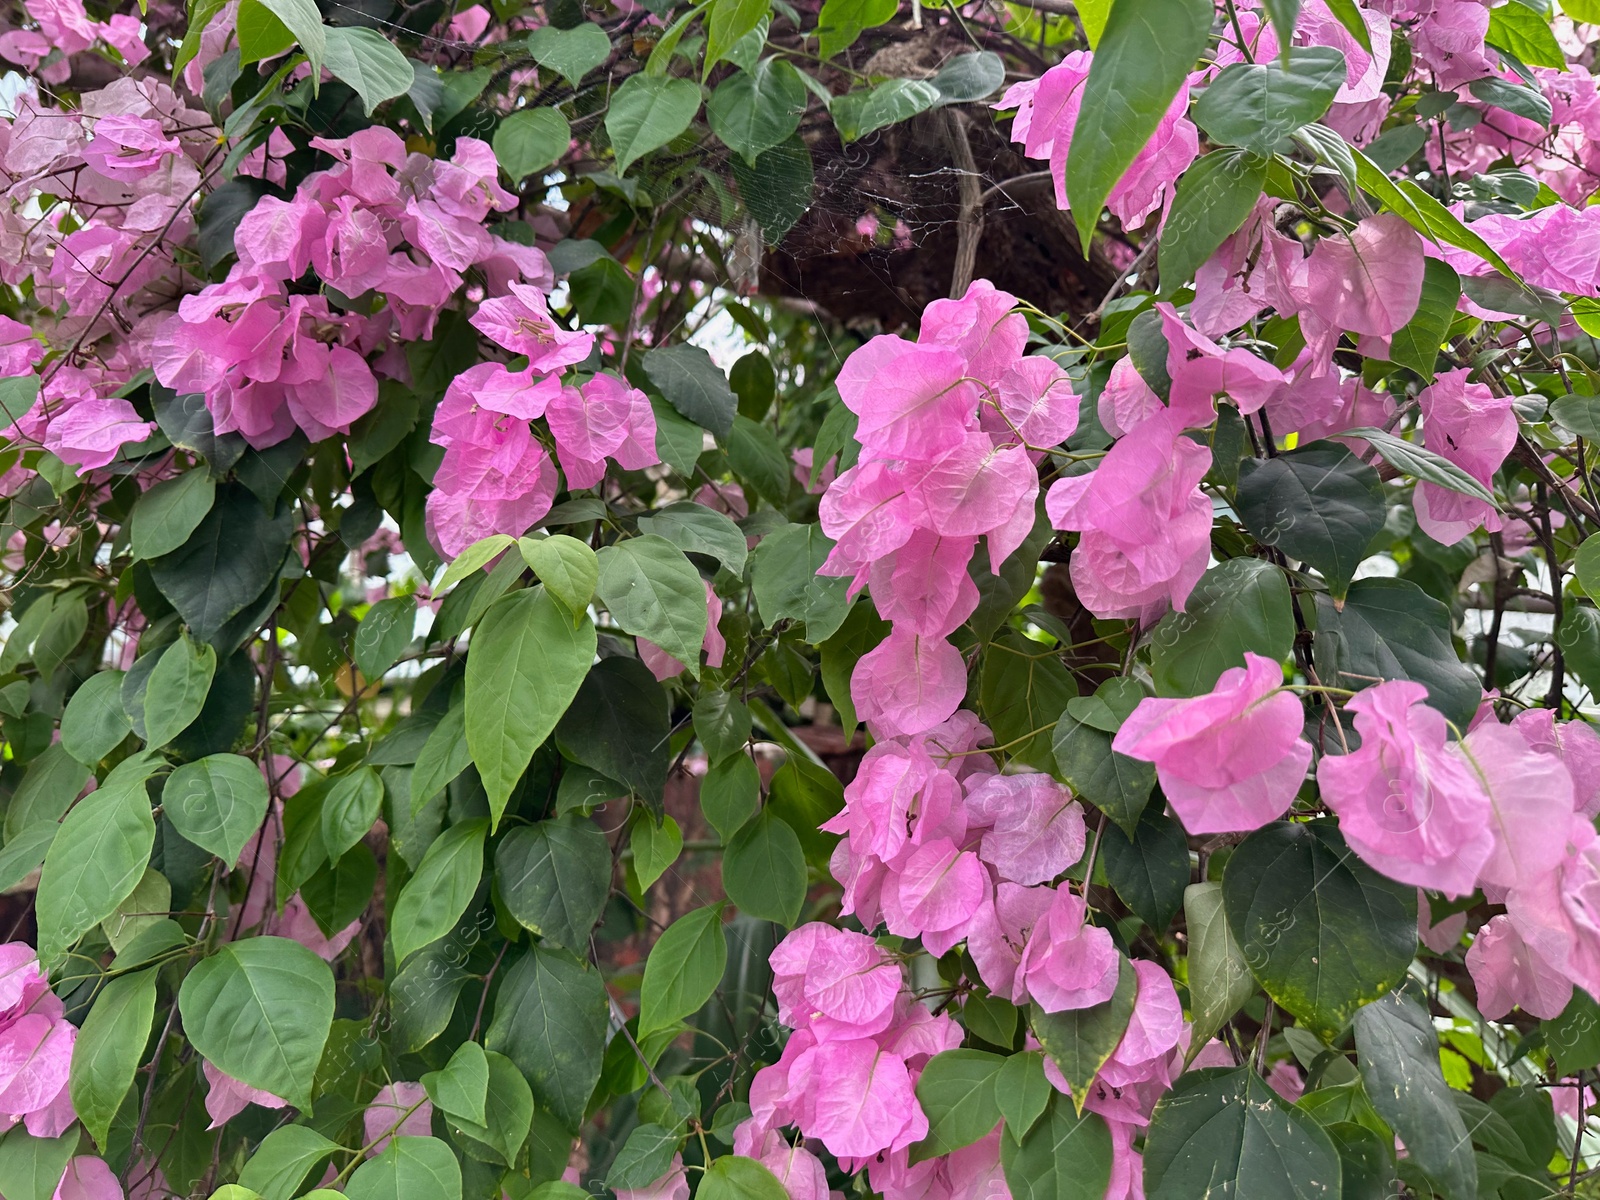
815 0 895 58
1064 0 1212 247
569 256 634 327
999 1093 1114 1200
1182 882 1255 1060
392 818 488 965
519 534 598 623
693 691 753 766
179 936 335 1109
607 74 702 175
60 670 131 765
731 348 776 418
1552 393 1600 441
525 22 611 87
1193 47 1349 154
1352 991 1477 1200
1100 807 1189 931
1145 1067 1343 1198
486 945 608 1133
301 843 376 938
70 967 157 1148
750 523 854 641
321 766 385 862
149 482 293 646
631 812 683 890
1223 820 1416 1040
1341 425 1495 504
252 0 324 68
706 0 771 74
996 1051 1053 1141
466 588 596 827
931 51 1005 103
36 752 160 963
819 600 888 736
495 815 611 950
143 628 216 748
1388 259 1461 381
163 752 271 869
640 501 749 577
982 633 1077 771
728 414 792 508
237 1125 342 1199
131 469 216 561
643 344 738 437
0 1129 78 1200
699 1156 788 1200
0 826 55 895
1486 0 1567 68
1467 74 1553 125
912 1049 1005 1161
596 536 708 678
640 903 727 1035
437 534 515 594
1545 989 1600 1075
1349 149 1517 280
609 1123 683 1190
354 595 415 679
1313 577 1482 729
1148 558 1295 697
652 396 707 476
832 79 941 141
1158 149 1268 293
701 753 761 841
1052 712 1155 836
728 134 814 240
495 107 572 181
447 1050 534 1166
422 1040 490 1127
324 26 412 113
556 657 671 808
723 809 806 925
1030 956 1137 1111
345 1136 463 1200
410 707 470 814
1236 444 1386 601
7 746 87 842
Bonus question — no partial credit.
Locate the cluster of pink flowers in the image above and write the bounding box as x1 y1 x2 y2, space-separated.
821 280 1077 736
0 945 77 1139
0 0 148 81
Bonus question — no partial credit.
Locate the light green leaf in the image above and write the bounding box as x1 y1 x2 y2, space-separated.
131 469 216 561
640 903 727 1035
323 26 411 114
495 108 572 181
60 670 131 766
519 534 598 622
143 629 216 748
1388 259 1461 381
70 967 157 1148
912 1050 1005 1161
163 752 270 869
1486 0 1567 68
693 691 753 767
701 754 760 842
995 1051 1052 1141
345 1136 463 1200
465 588 597 828
0 1129 77 1200
237 1125 342 1199
815 0 896 58
698 1156 788 1200
708 58 808 164
437 534 515 594
1342 426 1496 504
422 1040 490 1128
445 1050 534 1166
607 74 702 175
930 51 1005 104
179 936 335 1109
707 0 771 74
631 812 683 890
1350 148 1517 279
392 818 488 966
526 21 610 86
1193 47 1348 154
596 535 708 678
321 766 385 863
253 0 325 69
1063 0 1212 247
749 523 852 641
1158 149 1268 292
832 79 941 141
723 809 805 925
36 752 161 964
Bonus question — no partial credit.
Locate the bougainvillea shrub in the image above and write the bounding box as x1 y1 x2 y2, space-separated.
7 0 1600 1194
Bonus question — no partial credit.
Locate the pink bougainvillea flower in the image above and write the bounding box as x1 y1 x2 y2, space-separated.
851 629 967 739
866 529 980 638
53 1157 123 1200
0 316 43 377
1467 914 1573 1020
203 1060 286 1129
1097 355 1164 438
967 882 1055 1004
1016 883 1120 1012
1046 409 1212 622
83 114 180 180
964 772 1086 885
1512 708 1600 818
908 432 1036 544
1462 720 1576 891
470 282 595 372
363 1082 434 1153
1317 680 1494 897
1410 368 1513 545
1114 653 1312 834
1097 959 1184 1090
835 335 978 461
1301 215 1425 338
917 279 1027 388
1158 303 1286 422
614 1156 690 1200
882 837 989 955
42 396 155 470
768 924 903 1041
786 1036 926 1160
1418 890 1468 954
1508 814 1600 999
735 1123 830 1200
818 459 916 586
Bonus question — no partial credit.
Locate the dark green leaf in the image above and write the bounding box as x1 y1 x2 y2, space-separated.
643 344 737 438
556 657 671 809
392 818 488 965
495 815 611 950
723 809 806 925
321 766 385 862
1223 820 1416 1040
1145 1067 1342 1199
60 670 131 766
996 1051 1053 1140
1030 956 1137 1109
609 1124 683 1190
1148 558 1295 697
981 633 1077 772
701 753 761 842
486 945 608 1133
1195 47 1348 153
1101 807 1189 931
709 60 806 165
693 691 753 766
1236 444 1385 600
832 79 940 141
1158 149 1268 293
728 414 791 508
1000 1092 1114 1200
143 628 216 748
1545 989 1600 1075
1052 713 1154 836
423 1041 491 1127
1313 577 1481 729
596 536 708 680
640 501 749 577
1352 992 1476 1200
0 1130 78 1200
729 134 814 241
1467 75 1553 125
1182 882 1255 1058
236 1125 342 1199
912 1049 1005 1160
749 523 852 641
355 595 416 679
931 51 1005 103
